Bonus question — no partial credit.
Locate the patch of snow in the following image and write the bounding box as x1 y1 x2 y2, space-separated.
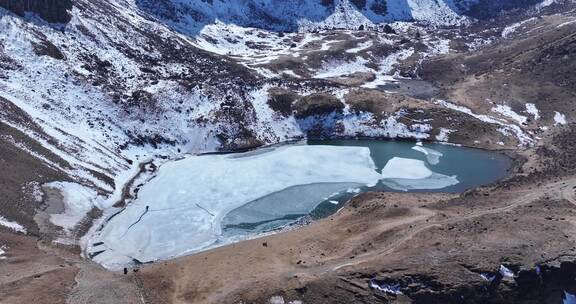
502 18 537 38
345 40 373 53
437 100 533 146
0 245 6 260
500 265 515 278
22 181 44 203
466 37 494 51
45 182 105 232
53 237 77 246
363 48 415 88
557 20 576 28
525 103 540 120
281 70 301 78
554 111 567 125
537 0 557 9
370 279 403 295
436 128 455 142
365 48 414 85
347 187 361 193
314 57 371 79
480 273 496 282
250 87 303 141
0 216 26 234
492 105 527 124
339 111 432 140
426 38 451 55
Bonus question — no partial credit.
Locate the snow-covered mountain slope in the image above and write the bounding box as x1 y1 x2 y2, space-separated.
0 0 278 211
136 0 553 34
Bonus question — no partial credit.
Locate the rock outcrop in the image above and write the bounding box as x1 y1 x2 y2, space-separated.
0 0 72 23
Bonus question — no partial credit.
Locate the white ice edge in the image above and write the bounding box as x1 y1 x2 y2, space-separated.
381 157 459 192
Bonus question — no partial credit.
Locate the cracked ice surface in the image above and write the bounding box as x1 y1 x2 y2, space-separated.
92 145 382 268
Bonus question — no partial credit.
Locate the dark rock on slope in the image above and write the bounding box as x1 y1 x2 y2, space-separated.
0 0 73 23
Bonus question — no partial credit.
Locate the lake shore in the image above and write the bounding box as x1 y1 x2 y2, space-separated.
134 132 576 303
2 126 575 303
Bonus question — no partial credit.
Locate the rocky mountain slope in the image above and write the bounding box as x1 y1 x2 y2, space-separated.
137 0 549 33
0 0 575 303
0 0 72 22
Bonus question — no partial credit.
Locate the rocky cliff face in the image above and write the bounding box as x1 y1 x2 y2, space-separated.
0 0 72 23
464 0 544 19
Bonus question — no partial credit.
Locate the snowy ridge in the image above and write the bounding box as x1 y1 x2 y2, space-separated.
135 0 558 37
299 0 376 31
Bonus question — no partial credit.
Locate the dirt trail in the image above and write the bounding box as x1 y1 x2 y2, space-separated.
331 177 576 272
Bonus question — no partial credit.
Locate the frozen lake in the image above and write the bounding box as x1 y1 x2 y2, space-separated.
225 140 512 236
90 140 512 268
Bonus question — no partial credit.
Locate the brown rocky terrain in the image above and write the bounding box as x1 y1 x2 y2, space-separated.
420 9 576 127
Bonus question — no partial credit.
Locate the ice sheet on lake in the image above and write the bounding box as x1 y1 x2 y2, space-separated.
222 182 359 232
381 157 433 179
381 157 459 191
93 145 382 266
411 145 443 165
